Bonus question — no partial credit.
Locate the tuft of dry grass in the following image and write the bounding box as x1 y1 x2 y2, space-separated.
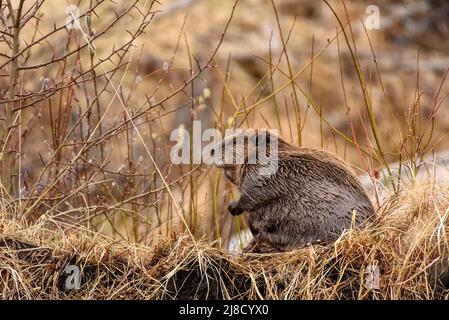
1 180 448 300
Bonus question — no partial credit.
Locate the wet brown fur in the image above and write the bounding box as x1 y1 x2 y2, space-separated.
212 129 375 253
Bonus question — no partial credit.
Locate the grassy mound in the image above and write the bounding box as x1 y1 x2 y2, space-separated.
1 182 448 300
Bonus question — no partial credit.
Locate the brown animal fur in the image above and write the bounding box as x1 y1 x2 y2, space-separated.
211 129 375 253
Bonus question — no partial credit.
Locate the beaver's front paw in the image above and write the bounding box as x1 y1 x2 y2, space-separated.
228 200 244 216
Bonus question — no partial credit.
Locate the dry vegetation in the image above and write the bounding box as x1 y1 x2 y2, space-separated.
1 0 449 299
1 181 449 299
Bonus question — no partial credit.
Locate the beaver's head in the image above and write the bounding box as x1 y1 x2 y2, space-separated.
208 129 291 186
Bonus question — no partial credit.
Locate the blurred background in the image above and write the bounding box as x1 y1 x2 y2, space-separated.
1 0 449 248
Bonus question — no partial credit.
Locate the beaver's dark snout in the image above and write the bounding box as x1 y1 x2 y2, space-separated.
228 200 244 216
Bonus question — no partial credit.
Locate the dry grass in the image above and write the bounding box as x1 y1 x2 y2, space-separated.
1 180 448 300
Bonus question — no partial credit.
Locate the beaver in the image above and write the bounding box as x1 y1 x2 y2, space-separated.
210 129 375 253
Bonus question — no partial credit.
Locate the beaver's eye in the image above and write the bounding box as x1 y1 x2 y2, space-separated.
210 148 215 156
